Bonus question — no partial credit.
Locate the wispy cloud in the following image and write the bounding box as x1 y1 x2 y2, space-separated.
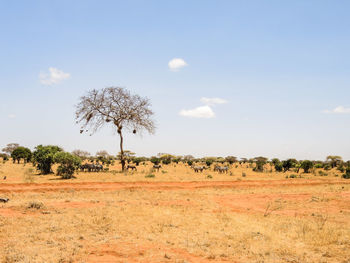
39 67 70 85
179 105 215 118
200 97 228 106
8 114 16 119
168 58 188 71
323 106 350 114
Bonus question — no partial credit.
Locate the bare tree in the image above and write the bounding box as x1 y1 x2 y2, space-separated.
75 87 155 170
2 143 20 155
72 149 91 160
96 150 110 158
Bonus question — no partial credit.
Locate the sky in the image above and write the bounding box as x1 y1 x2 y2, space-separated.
1 0 350 161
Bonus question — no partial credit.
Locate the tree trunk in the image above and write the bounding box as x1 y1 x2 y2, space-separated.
118 129 125 171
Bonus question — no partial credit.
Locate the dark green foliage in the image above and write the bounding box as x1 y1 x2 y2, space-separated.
11 147 32 164
314 163 324 169
342 168 350 179
271 158 280 167
253 157 268 172
133 157 146 166
145 174 155 178
161 157 172 165
225 156 237 165
0 153 9 161
289 174 297 178
33 145 63 174
150 157 160 165
282 159 297 172
54 152 81 179
300 160 314 173
324 164 331 170
187 160 193 166
337 165 345 173
275 162 283 172
205 159 214 167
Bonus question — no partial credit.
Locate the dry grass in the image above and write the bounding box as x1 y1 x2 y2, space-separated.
0 161 349 262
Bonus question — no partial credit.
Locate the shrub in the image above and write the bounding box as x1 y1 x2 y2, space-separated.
150 157 160 165
54 152 81 179
324 164 331 170
145 174 155 178
301 160 314 173
242 172 246 177
11 147 32 164
33 145 63 174
342 168 350 179
27 201 44 210
289 174 297 178
318 170 328 176
275 163 283 172
187 160 193 166
207 175 213 179
314 163 323 169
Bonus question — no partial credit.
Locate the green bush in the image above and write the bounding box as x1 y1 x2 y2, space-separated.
318 170 328 176
33 145 63 174
275 163 283 172
342 168 350 179
11 147 32 164
54 152 81 179
145 174 155 178
300 160 313 173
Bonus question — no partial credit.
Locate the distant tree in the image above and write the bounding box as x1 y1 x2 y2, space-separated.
33 145 63 174
326 155 343 168
2 143 19 155
11 147 32 163
133 157 146 166
72 149 91 160
160 154 173 165
253 157 268 172
204 158 215 167
271 158 280 167
96 150 110 159
54 152 81 179
240 158 248 164
343 167 350 179
76 87 155 171
172 157 182 164
225 156 237 165
275 162 283 172
282 159 298 172
300 160 314 173
0 153 9 161
150 156 160 165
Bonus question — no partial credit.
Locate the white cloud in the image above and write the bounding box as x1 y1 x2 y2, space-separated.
179 105 215 118
168 58 188 71
200 97 228 105
8 114 16 119
323 106 350 114
39 67 70 85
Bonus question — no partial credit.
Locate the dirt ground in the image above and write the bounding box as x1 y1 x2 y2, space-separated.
0 162 349 262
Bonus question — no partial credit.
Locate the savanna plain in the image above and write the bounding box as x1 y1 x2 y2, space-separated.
0 161 350 263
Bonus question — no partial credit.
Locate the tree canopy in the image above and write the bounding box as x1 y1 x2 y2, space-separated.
75 87 155 170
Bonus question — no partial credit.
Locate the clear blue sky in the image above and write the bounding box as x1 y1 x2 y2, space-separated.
1 0 350 161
